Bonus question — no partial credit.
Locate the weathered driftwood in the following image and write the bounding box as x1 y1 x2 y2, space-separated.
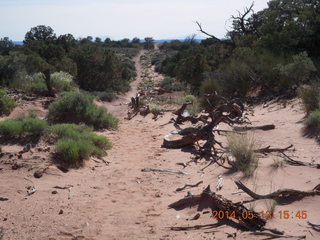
176 181 203 192
141 168 187 175
169 185 266 231
233 124 275 131
281 152 320 169
235 181 320 203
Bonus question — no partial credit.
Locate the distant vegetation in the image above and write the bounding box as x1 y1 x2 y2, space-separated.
0 27 147 98
154 0 319 101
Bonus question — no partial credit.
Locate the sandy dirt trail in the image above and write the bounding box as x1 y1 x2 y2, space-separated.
1 50 320 240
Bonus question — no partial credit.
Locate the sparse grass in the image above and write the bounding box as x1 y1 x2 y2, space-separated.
227 133 258 177
150 105 161 116
264 199 277 219
47 92 118 130
271 157 284 169
47 123 112 167
304 109 320 140
177 94 201 116
0 115 48 138
0 89 17 116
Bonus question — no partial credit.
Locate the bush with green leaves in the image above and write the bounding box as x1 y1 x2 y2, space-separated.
0 89 16 116
150 105 161 116
0 115 48 138
300 84 320 114
159 77 184 91
47 123 112 167
93 91 117 102
50 71 76 92
47 92 118 129
276 52 316 88
304 109 320 140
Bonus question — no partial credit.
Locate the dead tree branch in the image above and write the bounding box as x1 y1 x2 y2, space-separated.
176 181 203 192
255 144 294 154
141 168 188 175
307 221 320 232
195 21 221 42
235 181 320 203
281 152 320 169
233 124 275 131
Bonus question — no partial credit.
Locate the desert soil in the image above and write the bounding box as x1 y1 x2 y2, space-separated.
1 50 320 240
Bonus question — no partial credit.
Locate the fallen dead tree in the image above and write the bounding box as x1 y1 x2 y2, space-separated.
163 93 245 159
235 181 320 203
169 185 266 231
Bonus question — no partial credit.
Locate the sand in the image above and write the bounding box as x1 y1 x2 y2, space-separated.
0 50 319 240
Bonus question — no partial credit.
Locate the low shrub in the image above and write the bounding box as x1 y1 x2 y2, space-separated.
227 133 258 177
0 115 48 138
184 95 200 115
159 77 184 91
50 71 76 92
47 123 112 167
300 85 320 114
304 109 320 140
47 92 118 129
0 89 16 116
93 91 117 102
150 105 161 116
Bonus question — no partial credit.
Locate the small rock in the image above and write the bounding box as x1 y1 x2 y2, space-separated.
37 147 43 152
52 190 58 194
59 209 63 215
34 170 43 178
3 218 7 221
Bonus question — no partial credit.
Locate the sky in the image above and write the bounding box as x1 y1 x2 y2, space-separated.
0 0 269 41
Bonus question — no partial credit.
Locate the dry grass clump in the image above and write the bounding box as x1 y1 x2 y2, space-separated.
271 157 284 169
227 133 258 177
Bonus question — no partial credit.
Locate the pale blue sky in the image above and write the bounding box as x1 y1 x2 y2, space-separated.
0 0 269 41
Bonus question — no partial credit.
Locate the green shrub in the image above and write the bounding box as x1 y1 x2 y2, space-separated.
304 109 320 140
150 105 161 116
0 115 48 138
93 91 117 102
51 71 76 92
159 77 184 91
183 95 200 115
47 92 118 129
276 52 316 87
48 123 112 167
200 78 222 108
300 85 320 114
227 133 258 177
0 89 16 116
